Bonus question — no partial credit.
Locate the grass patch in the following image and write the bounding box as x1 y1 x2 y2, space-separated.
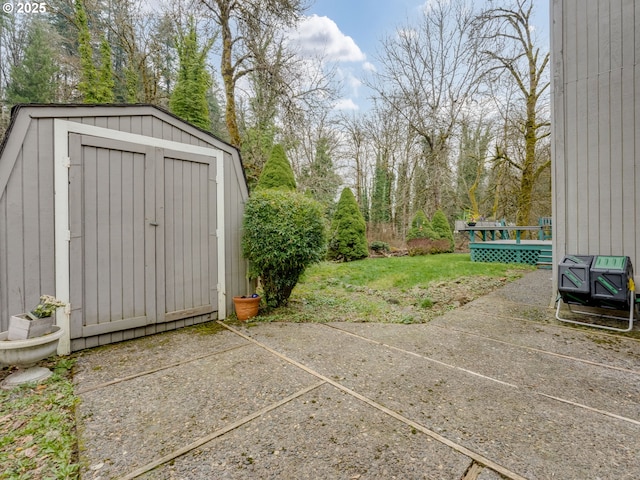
0 357 79 479
298 254 530 288
258 254 534 324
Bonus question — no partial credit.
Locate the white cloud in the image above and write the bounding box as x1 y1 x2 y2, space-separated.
345 71 362 90
333 98 360 111
289 15 366 63
362 61 377 72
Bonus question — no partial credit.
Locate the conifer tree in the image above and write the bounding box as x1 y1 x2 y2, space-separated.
431 209 454 252
406 210 438 240
6 21 59 104
169 18 213 130
242 142 324 308
299 138 341 215
75 0 98 102
255 144 296 191
327 188 369 262
371 162 393 224
96 37 115 103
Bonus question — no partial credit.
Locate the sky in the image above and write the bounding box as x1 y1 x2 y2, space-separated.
291 0 551 112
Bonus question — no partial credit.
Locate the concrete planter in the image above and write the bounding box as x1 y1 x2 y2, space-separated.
7 314 55 341
0 325 64 388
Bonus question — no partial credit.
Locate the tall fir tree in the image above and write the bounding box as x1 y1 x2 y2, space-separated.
96 36 115 103
299 137 341 215
169 18 213 131
256 144 297 191
75 0 99 102
371 160 393 224
6 21 59 104
327 188 369 262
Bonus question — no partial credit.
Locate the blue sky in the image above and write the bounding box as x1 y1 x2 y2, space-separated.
292 0 550 111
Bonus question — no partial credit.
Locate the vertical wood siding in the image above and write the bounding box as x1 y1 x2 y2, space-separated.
162 152 217 321
225 151 252 311
0 106 249 350
553 0 639 285
0 119 56 323
69 135 153 338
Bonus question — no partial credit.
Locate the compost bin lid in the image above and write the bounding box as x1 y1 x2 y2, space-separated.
593 256 627 271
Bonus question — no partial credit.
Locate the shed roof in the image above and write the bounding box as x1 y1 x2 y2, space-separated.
0 103 247 186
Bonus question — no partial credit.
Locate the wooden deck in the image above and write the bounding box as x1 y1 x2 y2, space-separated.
469 240 552 267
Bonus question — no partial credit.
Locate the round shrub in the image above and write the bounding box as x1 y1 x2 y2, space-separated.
327 188 368 262
431 209 454 252
242 189 326 308
369 240 390 254
406 210 438 240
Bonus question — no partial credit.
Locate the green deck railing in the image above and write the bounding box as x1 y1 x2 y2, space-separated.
470 241 552 267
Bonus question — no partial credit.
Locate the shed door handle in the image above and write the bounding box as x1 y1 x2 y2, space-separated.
149 221 159 226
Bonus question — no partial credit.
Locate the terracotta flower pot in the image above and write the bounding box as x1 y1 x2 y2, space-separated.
233 296 260 321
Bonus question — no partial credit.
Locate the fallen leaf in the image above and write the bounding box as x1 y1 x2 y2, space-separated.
23 446 38 458
11 419 26 430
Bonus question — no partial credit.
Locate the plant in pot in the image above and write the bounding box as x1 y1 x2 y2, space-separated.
466 214 479 226
7 295 66 341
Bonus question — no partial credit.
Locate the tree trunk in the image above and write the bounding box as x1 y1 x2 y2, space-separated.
219 7 241 148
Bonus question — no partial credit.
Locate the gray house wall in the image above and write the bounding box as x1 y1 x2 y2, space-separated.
0 105 251 351
551 0 639 286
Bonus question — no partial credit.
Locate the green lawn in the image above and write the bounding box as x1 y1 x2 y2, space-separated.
0 358 79 479
258 253 534 324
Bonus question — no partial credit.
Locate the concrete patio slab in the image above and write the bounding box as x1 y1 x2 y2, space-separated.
74 270 640 480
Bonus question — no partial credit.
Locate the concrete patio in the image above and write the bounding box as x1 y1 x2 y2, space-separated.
73 269 640 479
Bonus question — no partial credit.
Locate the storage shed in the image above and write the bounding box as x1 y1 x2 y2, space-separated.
551 0 639 289
0 104 251 353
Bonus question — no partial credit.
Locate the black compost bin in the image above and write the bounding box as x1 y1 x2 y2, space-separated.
590 256 634 309
558 255 594 305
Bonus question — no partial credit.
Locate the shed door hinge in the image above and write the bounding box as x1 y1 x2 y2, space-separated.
66 230 71 242
63 156 71 168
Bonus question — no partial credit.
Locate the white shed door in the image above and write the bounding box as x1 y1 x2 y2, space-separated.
68 134 217 339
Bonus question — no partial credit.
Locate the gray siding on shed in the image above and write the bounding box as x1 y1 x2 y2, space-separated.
552 0 639 285
0 105 251 351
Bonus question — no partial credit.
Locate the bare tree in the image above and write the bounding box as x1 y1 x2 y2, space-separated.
238 15 337 188
368 0 488 211
0 10 31 128
476 0 550 226
336 112 371 207
198 0 306 148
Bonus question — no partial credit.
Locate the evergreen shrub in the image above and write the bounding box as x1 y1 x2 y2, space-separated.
431 209 454 252
369 240 390 254
256 144 296 191
406 210 438 241
327 188 369 262
242 190 326 308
